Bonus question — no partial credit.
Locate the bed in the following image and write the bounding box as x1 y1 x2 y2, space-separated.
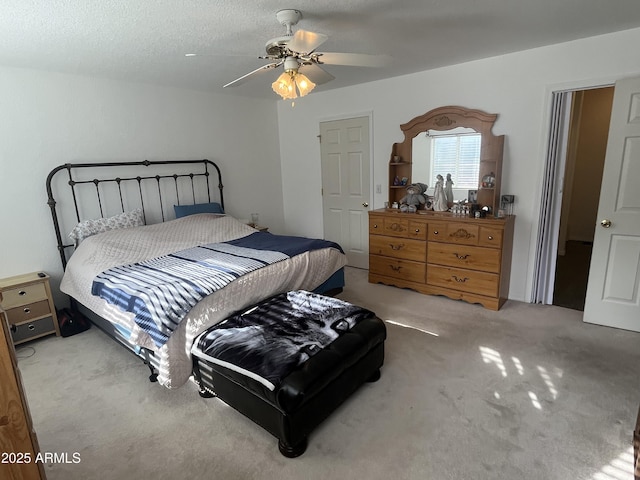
46 160 346 389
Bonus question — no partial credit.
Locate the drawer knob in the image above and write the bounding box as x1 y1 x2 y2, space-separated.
415 228 420 233
452 275 469 283
18 290 27 296
433 230 439 235
389 243 405 251
390 265 402 272
488 236 494 240
373 224 378 228
23 307 31 314
454 253 470 260
28 324 35 331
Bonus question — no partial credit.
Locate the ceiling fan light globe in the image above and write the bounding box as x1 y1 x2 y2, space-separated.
295 73 316 97
272 72 298 99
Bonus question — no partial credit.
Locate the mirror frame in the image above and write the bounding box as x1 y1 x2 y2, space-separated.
389 105 504 214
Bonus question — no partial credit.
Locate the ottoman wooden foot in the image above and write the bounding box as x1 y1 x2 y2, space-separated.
278 437 308 458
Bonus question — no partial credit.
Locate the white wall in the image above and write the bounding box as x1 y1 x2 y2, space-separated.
0 66 283 299
277 27 640 303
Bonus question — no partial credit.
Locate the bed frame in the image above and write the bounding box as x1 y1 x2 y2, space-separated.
46 159 225 381
45 159 344 384
46 159 224 270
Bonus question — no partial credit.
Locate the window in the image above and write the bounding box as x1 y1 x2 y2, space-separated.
430 133 481 189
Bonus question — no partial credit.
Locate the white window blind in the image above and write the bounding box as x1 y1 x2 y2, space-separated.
430 133 481 189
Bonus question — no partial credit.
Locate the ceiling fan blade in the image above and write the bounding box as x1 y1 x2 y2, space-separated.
223 62 282 88
298 63 335 85
315 52 391 68
287 29 328 54
185 53 258 58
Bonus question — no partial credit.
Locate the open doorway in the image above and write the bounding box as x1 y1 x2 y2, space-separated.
551 87 614 310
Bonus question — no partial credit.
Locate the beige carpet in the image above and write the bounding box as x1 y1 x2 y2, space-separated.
16 267 640 480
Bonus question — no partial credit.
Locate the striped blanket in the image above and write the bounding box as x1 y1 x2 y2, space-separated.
91 232 342 347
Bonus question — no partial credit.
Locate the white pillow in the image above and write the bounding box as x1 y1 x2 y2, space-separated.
69 209 145 245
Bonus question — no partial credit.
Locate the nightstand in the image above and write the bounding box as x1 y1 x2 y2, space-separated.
247 222 269 232
0 272 60 345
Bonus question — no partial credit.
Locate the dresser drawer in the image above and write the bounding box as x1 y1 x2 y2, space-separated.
478 226 503 248
427 265 499 297
0 282 48 309
5 300 52 325
445 223 479 245
381 218 410 237
370 255 425 283
370 235 426 262
427 243 501 273
369 216 384 235
11 316 56 344
408 220 428 240
428 222 479 245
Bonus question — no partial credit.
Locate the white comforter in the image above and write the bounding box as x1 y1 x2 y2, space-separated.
60 214 347 388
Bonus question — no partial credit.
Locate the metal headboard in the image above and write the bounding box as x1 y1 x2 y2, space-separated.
46 159 224 270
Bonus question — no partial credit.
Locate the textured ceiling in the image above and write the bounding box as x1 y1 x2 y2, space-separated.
3 1 640 100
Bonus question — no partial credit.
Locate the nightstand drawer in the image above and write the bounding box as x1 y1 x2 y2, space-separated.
5 300 52 325
0 282 48 309
11 316 56 344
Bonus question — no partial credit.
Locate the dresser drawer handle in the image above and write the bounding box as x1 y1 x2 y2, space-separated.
454 253 470 260
23 307 31 314
433 230 439 235
452 275 469 283
390 265 402 272
373 224 378 228
415 228 420 233
28 324 35 331
488 236 494 240
19 290 27 296
389 243 405 251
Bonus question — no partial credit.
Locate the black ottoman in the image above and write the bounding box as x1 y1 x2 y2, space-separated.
191 290 386 457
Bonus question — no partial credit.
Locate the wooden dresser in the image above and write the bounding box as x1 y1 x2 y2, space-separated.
369 209 515 310
0 308 47 479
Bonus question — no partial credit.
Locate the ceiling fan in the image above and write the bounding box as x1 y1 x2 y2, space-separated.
203 9 390 99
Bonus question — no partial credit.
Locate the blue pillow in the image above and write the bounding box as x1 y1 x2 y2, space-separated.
174 202 224 218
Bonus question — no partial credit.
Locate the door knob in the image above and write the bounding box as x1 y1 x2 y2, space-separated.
362 202 369 208
600 219 612 228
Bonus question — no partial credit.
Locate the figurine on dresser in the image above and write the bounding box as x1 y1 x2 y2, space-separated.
445 173 454 206
432 175 448 211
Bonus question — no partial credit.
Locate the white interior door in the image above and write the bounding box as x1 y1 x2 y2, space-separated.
320 116 371 269
583 76 640 332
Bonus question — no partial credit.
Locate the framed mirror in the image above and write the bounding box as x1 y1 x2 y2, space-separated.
388 106 504 214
